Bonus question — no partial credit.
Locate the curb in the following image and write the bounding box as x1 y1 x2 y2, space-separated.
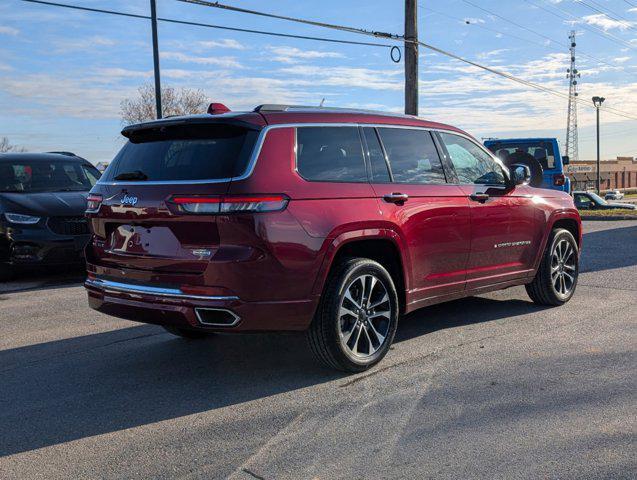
581 216 637 221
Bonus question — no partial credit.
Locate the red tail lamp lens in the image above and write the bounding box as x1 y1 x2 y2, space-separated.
553 174 566 186
86 194 103 213
170 195 288 214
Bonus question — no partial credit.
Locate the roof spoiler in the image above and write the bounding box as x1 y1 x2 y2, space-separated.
121 117 263 139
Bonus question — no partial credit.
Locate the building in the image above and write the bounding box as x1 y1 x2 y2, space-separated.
567 156 637 191
95 161 110 173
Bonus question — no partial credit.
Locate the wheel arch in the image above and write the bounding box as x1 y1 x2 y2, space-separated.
312 229 410 314
551 217 581 247
531 210 582 274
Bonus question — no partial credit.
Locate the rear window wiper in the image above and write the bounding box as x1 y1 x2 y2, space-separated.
114 170 148 181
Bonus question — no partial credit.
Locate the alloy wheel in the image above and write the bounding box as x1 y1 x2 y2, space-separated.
551 238 577 296
338 274 392 358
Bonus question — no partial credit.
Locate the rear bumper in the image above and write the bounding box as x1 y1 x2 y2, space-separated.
85 277 318 332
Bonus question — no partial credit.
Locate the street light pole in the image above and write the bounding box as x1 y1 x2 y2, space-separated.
592 96 605 194
150 0 162 119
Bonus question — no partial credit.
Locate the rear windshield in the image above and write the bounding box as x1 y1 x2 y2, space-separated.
0 160 101 193
486 141 556 170
104 124 259 182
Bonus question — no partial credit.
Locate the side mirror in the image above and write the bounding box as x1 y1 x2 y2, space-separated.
562 155 570 165
510 163 531 186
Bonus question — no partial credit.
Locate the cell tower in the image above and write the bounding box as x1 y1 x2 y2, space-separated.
565 30 580 162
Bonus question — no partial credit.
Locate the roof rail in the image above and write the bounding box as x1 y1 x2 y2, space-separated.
47 151 87 161
253 104 411 117
47 151 77 157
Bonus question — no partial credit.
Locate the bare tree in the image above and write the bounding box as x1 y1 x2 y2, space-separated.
0 137 26 153
120 84 209 125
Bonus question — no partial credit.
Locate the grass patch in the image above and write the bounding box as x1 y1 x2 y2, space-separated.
580 209 637 218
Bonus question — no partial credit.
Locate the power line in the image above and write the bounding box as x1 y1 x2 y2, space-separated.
586 0 637 23
421 5 558 50
19 0 394 49
576 0 637 33
178 0 637 121
525 0 637 52
176 0 402 40
19 0 637 122
579 125 637 141
461 0 635 69
422 2 631 72
417 39 637 121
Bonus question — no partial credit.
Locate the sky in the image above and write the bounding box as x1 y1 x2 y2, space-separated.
1 0 636 163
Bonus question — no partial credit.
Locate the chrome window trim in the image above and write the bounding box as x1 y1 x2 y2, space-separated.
85 278 239 301
96 121 500 186
96 126 271 186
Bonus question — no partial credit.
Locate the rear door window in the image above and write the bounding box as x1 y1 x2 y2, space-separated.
377 128 446 184
296 127 367 182
105 124 259 182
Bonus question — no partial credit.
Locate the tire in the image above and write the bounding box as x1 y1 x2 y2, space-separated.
307 257 399 373
163 325 213 339
526 228 579 306
0 263 12 282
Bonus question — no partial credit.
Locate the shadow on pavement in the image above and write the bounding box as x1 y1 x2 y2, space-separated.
0 265 85 294
580 225 637 273
2 223 633 456
0 295 545 457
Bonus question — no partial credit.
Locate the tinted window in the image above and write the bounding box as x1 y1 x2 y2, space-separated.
487 141 556 170
362 128 390 182
0 160 101 193
574 193 592 208
297 127 367 182
440 133 506 185
105 124 258 181
377 128 446 184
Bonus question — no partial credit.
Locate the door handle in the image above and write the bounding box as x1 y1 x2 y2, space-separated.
383 193 409 204
470 193 490 203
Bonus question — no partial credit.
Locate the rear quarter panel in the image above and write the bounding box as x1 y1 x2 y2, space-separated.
227 126 409 299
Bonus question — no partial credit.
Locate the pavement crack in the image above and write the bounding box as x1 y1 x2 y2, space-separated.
241 468 266 480
339 333 502 388
577 283 637 292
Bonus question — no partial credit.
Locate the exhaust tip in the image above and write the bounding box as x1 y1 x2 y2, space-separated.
195 308 240 327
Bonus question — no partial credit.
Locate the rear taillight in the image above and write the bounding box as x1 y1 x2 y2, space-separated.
169 194 289 214
553 174 566 186
86 194 103 213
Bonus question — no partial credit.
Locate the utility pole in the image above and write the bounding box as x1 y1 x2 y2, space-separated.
150 0 162 119
404 0 418 116
592 96 605 194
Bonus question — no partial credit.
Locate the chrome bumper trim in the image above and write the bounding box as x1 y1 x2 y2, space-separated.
85 278 239 302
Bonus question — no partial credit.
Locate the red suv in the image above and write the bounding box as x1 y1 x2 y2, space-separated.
85 104 582 372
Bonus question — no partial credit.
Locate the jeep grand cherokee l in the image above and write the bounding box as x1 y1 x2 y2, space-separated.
85 104 582 372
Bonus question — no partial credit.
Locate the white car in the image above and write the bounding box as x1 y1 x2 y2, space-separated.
604 190 624 200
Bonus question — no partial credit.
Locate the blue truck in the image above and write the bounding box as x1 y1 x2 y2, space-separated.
484 138 571 193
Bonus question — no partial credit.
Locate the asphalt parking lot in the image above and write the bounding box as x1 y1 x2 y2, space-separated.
0 220 635 479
